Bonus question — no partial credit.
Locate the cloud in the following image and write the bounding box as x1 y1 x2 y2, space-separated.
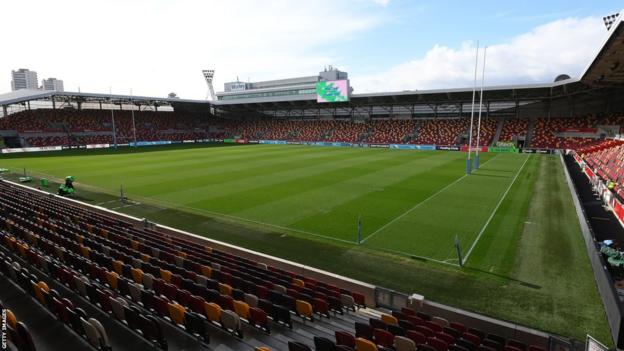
0 0 387 99
351 16 607 93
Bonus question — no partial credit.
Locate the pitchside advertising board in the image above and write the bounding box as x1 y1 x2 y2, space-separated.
316 80 350 103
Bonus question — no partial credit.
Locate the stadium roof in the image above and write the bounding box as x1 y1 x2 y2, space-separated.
580 9 624 85
0 89 207 107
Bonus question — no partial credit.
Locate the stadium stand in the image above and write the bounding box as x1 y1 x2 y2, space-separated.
0 180 550 351
1 109 622 150
529 116 601 150
498 118 528 143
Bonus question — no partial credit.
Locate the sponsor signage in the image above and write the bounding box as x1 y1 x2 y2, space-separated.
1 146 63 154
521 148 553 154
436 145 460 151
86 144 110 149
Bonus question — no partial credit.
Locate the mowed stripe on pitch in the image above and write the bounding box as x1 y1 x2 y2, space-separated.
232 151 471 238
362 153 529 260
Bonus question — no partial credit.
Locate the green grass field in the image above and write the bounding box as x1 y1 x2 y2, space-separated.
0 144 612 344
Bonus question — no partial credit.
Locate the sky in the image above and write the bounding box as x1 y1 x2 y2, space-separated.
0 0 622 99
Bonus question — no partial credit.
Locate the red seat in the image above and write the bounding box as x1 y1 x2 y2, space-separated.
352 292 366 307
415 325 435 338
313 297 330 318
401 307 416 316
425 321 443 333
407 315 425 326
249 307 270 333
219 294 234 310
427 336 448 351
374 328 395 348
176 289 192 306
406 330 426 345
152 295 169 317
462 333 481 347
335 331 356 349
435 332 455 345
163 283 178 300
449 322 466 334
188 295 206 314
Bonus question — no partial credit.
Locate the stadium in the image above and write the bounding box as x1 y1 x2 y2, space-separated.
1 4 624 351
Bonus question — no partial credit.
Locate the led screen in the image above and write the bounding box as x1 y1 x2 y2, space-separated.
316 80 349 103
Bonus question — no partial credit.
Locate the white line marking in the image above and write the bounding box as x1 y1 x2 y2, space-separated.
462 154 531 263
360 154 501 244
374 246 461 267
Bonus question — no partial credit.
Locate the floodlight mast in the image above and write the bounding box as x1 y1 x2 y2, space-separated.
202 69 216 101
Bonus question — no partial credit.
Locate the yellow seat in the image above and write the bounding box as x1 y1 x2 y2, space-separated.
204 302 222 323
37 280 49 291
381 313 398 326
141 253 151 262
200 265 212 278
131 268 144 284
255 347 271 351
219 283 232 296
130 240 139 250
233 300 250 319
17 243 28 257
160 269 172 283
6 309 17 329
76 235 84 244
167 302 186 325
296 299 314 320
177 251 187 259
112 260 124 274
356 337 378 351
105 271 119 290
80 245 91 259
34 281 49 305
292 278 305 287
100 228 109 238
204 245 213 253
85 223 93 233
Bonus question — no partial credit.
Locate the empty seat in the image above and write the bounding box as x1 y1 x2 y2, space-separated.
139 314 167 349
313 297 330 318
374 328 395 348
204 302 222 324
221 310 243 337
462 333 481 347
426 336 448 351
89 318 111 351
355 321 374 339
167 302 186 326
288 341 312 351
244 293 259 307
233 300 250 320
314 336 337 351
185 311 207 341
296 299 314 321
395 336 417 351
335 330 356 348
406 330 427 345
356 337 378 351
340 293 355 312
381 313 398 326
249 307 270 333
110 297 128 321
431 316 449 327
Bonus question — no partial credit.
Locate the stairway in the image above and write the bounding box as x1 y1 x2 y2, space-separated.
491 118 505 145
525 118 536 147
